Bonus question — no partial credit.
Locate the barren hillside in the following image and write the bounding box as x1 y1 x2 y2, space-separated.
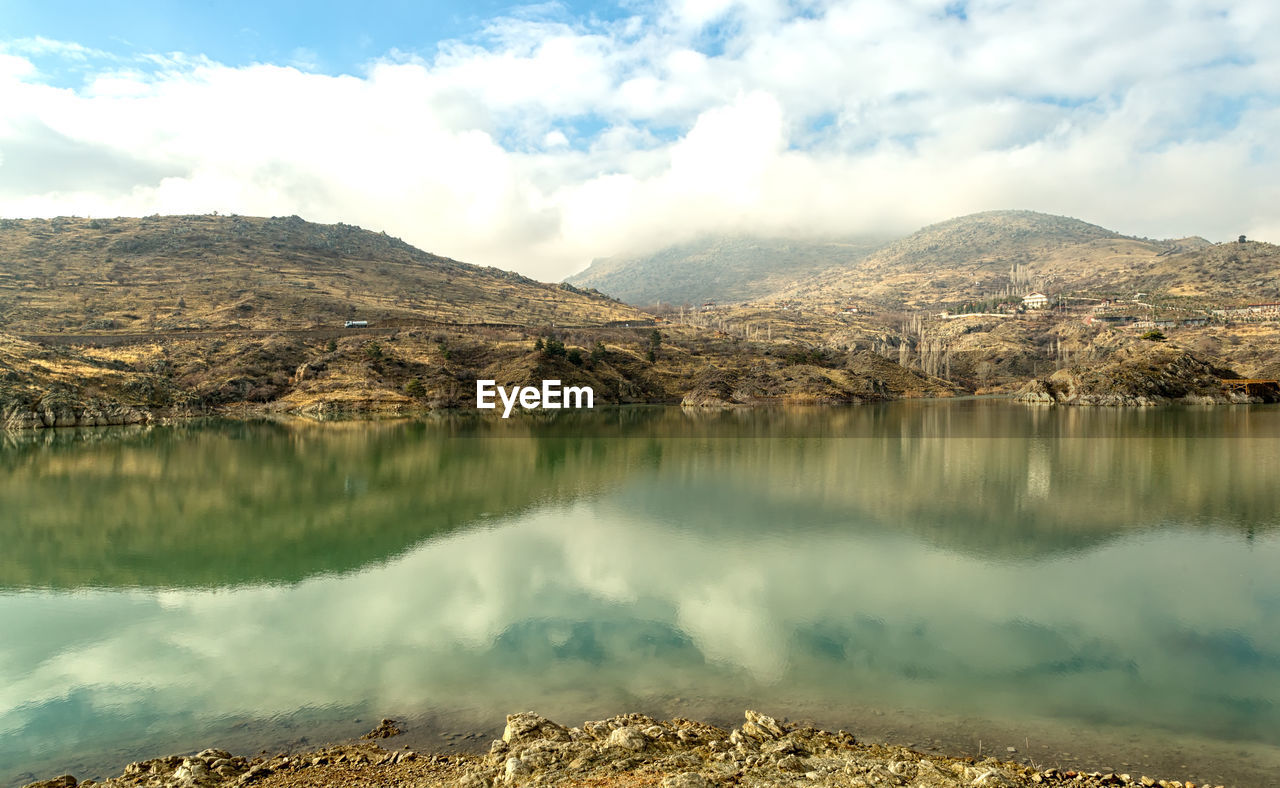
767 210 1277 310
0 214 646 333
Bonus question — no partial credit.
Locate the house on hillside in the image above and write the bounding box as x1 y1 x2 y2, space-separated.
1022 292 1049 310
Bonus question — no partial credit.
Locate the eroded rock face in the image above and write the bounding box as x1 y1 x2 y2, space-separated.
1015 379 1057 404
4 400 152 430
1014 348 1261 406
3 406 41 429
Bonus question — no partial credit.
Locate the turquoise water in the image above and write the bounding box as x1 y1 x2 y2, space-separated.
2 402 1279 786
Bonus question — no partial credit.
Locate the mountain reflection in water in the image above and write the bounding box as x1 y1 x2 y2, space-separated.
1 401 1278 785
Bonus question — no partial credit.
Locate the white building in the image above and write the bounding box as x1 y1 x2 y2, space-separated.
1023 292 1049 309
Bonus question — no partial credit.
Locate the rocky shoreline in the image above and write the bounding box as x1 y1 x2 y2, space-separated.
4 326 1277 431
1013 348 1276 407
2 400 156 430
22 711 1225 788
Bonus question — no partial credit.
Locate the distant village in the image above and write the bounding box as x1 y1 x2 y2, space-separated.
687 288 1280 334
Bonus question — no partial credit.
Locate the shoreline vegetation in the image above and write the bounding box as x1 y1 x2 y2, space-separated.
20 710 1230 788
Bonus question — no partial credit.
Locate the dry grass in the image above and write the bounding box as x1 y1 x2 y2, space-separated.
0 215 647 334
766 211 1280 312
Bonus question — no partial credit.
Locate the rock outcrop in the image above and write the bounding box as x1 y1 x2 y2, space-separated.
3 399 153 430
1015 347 1265 406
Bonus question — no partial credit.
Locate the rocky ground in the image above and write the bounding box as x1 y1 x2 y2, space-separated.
4 314 1279 431
1014 347 1277 406
23 711 1223 788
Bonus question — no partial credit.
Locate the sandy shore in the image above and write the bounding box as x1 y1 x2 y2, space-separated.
21 711 1227 788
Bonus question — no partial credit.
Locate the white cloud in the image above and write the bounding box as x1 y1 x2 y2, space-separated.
1 35 115 61
0 1 1278 280
3 498 1278 747
0 53 36 86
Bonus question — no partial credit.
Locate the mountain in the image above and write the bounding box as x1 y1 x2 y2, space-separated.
564 234 885 306
770 210 1123 305
0 214 645 333
0 214 957 424
770 210 1280 309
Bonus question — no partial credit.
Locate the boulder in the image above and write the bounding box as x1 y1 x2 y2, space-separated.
502 712 571 745
740 710 787 741
606 725 650 751
360 718 401 739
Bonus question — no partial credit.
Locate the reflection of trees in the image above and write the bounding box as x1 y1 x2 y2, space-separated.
1 403 1277 588
0 419 662 588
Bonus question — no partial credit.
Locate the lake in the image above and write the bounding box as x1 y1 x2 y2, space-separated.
2 401 1279 787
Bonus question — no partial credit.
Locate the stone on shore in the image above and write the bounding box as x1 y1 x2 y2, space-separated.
25 710 1225 788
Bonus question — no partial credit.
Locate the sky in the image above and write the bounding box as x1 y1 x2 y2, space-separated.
1 0 1278 281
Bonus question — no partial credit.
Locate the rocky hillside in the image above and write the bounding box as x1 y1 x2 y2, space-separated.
1 315 953 428
771 210 1120 306
679 349 956 406
770 210 1277 310
564 235 884 306
0 214 646 333
855 210 1123 273
1016 346 1267 406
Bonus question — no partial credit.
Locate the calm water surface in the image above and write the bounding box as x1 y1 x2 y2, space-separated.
2 402 1279 786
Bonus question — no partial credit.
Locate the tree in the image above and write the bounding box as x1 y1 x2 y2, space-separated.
540 336 566 358
403 378 426 398
647 329 662 362
1140 329 1166 341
